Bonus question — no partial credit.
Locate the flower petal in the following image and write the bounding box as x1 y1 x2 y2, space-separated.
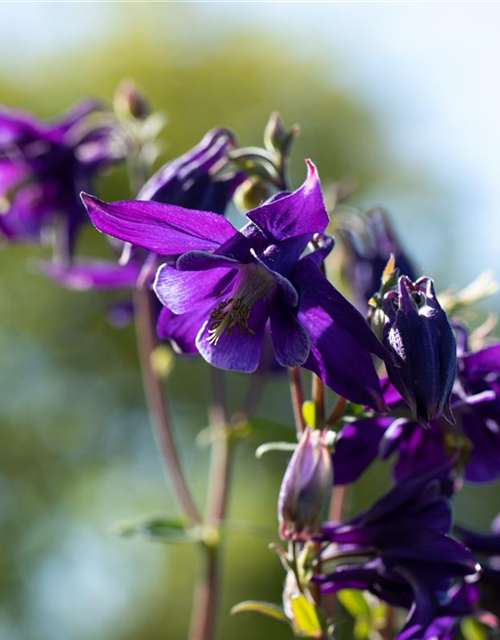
81 192 238 255
154 263 237 315
246 159 328 244
195 299 267 373
333 418 393 485
40 260 141 290
157 305 209 354
269 293 310 367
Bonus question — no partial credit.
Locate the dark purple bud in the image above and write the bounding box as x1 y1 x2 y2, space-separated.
383 276 457 427
278 427 333 541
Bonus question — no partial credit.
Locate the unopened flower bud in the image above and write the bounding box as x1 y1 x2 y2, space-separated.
278 428 333 540
114 79 150 120
383 275 457 427
234 177 276 212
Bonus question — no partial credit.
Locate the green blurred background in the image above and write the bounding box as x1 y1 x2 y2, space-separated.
0 4 499 639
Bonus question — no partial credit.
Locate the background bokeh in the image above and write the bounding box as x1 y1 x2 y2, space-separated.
0 4 499 639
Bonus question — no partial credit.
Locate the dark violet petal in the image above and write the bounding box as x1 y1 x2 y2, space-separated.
333 418 393 485
462 410 500 483
247 160 328 244
391 422 449 483
39 260 141 290
157 305 209 354
293 257 388 362
461 343 500 379
195 299 267 373
251 249 299 306
354 460 455 529
154 263 237 315
269 293 310 367
298 297 386 412
81 193 238 255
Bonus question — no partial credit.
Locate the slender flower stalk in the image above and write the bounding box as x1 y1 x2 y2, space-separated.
189 370 232 640
134 285 201 524
290 367 306 436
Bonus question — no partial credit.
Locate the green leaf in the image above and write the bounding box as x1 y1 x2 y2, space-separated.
231 600 289 625
462 618 488 640
290 594 323 638
255 441 297 458
112 516 201 544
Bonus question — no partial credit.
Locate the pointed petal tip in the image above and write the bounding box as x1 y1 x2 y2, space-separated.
305 159 318 185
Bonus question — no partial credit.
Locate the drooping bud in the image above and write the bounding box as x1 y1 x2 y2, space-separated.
114 79 151 121
337 207 417 311
383 275 457 427
278 427 333 541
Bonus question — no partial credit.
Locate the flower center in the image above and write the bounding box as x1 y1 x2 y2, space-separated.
207 265 276 345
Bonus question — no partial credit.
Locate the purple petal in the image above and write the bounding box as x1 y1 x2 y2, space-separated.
247 160 328 244
40 260 141 290
157 306 209 354
294 257 388 361
462 410 500 483
298 297 386 411
154 263 237 315
333 418 393 484
269 294 310 367
81 193 238 255
195 299 267 373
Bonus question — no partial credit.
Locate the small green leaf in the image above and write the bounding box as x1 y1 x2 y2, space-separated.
337 590 371 619
290 594 323 638
255 441 297 458
112 516 201 544
302 401 316 427
231 600 289 624
462 618 487 640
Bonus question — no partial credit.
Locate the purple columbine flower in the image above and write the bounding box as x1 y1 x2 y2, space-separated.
332 334 500 486
338 207 417 310
397 582 496 640
82 160 388 410
383 276 457 426
0 100 118 255
317 464 478 635
278 427 333 540
42 127 243 293
139 127 245 214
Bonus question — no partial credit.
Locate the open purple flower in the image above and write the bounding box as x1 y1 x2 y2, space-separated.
397 582 495 640
383 276 457 426
43 127 242 293
82 160 388 410
318 464 478 635
0 100 117 255
332 332 500 487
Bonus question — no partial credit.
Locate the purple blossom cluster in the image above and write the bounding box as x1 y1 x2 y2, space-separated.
1 88 499 640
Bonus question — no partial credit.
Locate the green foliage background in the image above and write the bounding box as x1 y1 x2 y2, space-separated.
0 6 498 640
